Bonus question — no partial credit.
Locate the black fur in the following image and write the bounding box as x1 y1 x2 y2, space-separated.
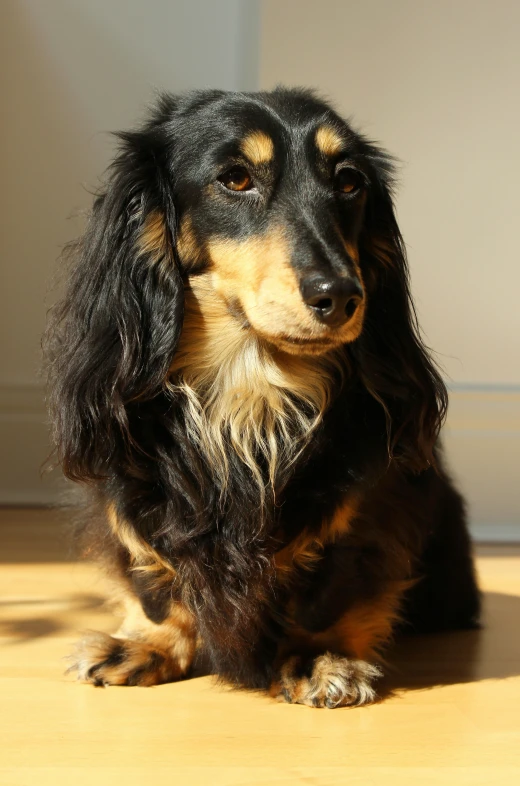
45 88 480 694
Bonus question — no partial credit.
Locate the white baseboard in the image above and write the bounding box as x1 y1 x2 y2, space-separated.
0 383 67 505
444 385 520 542
469 522 520 543
0 489 66 506
0 383 519 541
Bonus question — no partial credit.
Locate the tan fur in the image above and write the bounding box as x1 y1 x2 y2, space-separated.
208 228 317 346
69 592 198 686
292 580 414 661
275 655 308 703
207 227 363 353
115 594 197 674
341 238 367 329
315 125 344 157
240 130 275 165
326 496 359 541
343 240 361 266
274 530 324 578
138 210 170 263
106 503 175 580
275 496 358 580
169 274 341 494
176 213 204 269
272 652 381 707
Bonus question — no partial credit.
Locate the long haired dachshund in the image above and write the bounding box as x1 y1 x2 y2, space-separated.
45 88 480 707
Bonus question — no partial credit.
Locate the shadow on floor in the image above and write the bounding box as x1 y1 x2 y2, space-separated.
379 590 520 697
1 577 518 693
0 593 105 643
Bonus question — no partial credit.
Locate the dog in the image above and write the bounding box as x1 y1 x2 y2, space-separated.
45 88 480 707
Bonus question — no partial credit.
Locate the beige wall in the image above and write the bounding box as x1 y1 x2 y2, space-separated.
1 0 518 536
260 0 520 386
0 0 259 502
1 0 259 388
260 0 520 537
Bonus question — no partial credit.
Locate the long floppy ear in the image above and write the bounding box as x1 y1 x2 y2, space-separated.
353 147 448 472
45 123 183 482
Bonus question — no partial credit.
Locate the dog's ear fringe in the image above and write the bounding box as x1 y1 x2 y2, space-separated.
43 125 184 483
355 150 448 473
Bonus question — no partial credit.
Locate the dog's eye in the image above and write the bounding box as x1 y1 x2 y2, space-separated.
335 168 364 195
218 166 253 192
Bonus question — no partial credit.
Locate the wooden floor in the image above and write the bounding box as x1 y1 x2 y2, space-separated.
1 508 519 785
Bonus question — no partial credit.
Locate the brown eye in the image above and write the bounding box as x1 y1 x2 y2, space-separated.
335 168 364 195
218 166 253 192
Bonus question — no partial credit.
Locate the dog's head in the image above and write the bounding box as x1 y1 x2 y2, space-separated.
167 90 370 355
46 88 447 481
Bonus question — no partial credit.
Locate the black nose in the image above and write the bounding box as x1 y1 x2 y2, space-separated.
301 275 364 327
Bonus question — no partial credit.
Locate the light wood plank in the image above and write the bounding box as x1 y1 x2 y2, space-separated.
1 508 519 784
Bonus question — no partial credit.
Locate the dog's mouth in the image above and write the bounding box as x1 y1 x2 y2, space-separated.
279 335 334 345
227 302 343 354
252 322 361 356
194 280 364 357
266 333 339 355
225 300 362 355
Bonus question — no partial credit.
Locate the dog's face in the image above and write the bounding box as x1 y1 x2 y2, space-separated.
47 88 447 485
150 92 375 356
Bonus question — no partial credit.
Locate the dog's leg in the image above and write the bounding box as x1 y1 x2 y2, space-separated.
69 589 198 687
272 651 382 708
271 581 409 707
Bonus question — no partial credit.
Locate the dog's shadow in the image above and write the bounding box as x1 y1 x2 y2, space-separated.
379 591 520 697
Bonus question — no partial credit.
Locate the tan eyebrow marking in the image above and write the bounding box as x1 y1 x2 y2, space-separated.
240 131 275 165
315 125 344 157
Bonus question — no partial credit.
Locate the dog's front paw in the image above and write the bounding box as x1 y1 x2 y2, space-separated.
67 630 182 687
272 652 382 708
